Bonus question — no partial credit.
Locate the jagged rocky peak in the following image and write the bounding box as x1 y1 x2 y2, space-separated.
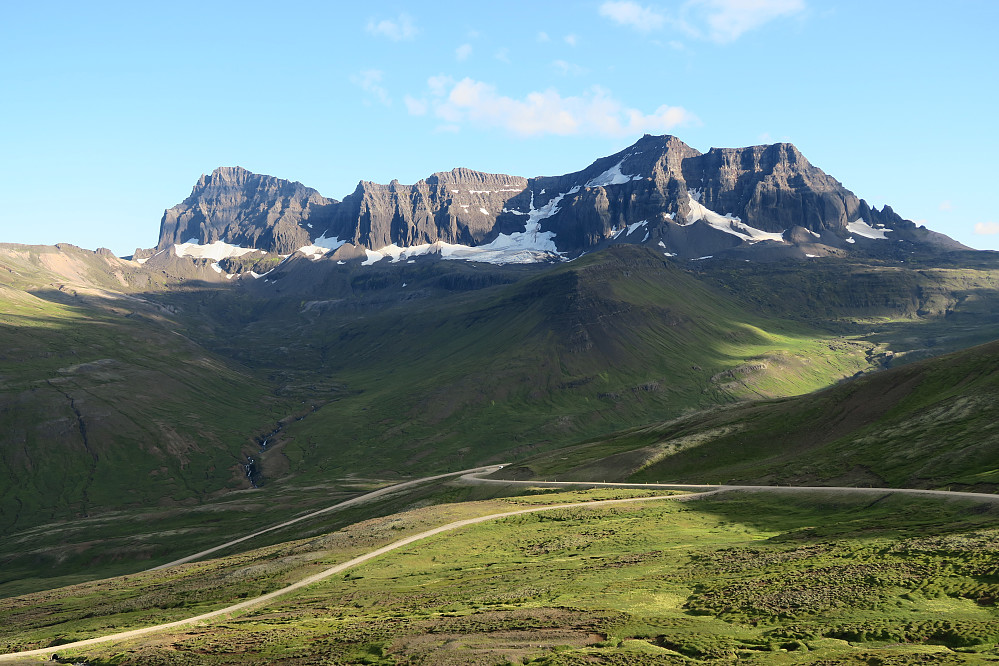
157 166 335 254
152 135 968 267
677 142 861 234
429 167 528 190
317 168 533 250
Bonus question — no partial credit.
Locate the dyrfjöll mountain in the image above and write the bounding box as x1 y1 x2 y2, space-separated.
154 135 966 272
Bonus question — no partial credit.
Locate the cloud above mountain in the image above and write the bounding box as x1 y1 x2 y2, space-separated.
405 77 697 137
366 13 418 41
598 0 805 43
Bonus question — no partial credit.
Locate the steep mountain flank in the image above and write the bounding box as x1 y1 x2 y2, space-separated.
504 336 999 492
155 136 968 265
157 167 334 254
324 168 531 249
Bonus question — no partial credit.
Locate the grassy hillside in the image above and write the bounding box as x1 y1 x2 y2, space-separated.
233 247 876 482
3 487 999 664
5 242 999 599
695 252 999 364
0 245 309 594
506 336 999 491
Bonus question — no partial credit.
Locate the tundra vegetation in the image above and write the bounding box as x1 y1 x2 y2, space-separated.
2 487 999 664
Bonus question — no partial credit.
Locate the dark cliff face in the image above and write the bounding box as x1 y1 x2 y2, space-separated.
322 169 531 249
157 166 335 254
680 143 860 234
155 137 966 261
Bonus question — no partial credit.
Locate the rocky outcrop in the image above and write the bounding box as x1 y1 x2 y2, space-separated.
322 168 531 248
156 137 967 262
157 167 334 254
681 143 859 233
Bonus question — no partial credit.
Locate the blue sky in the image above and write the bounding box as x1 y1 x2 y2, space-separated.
2 1 997 254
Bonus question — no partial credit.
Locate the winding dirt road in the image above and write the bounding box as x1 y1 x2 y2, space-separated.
150 465 504 570
4 468 998 661
0 485 712 661
458 471 999 504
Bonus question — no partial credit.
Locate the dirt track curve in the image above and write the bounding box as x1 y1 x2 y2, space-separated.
3 467 998 661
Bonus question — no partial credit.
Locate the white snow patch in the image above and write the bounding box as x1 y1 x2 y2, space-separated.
539 189 546 195
658 241 666 248
307 223 313 228
805 253 819 258
210 262 223 273
479 207 489 215
337 260 345 265
353 188 580 266
174 240 261 261
691 255 713 261
470 190 491 194
298 234 347 261
641 231 650 242
665 212 676 220
401 282 407 287
663 252 677 257
585 158 638 187
626 220 648 235
313 234 347 250
135 257 148 265
502 207 526 215
808 229 821 239
362 243 436 265
297 245 330 260
847 218 890 240
684 190 784 243
845 237 856 244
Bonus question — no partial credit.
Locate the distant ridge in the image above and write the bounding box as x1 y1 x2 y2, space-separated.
156 135 969 266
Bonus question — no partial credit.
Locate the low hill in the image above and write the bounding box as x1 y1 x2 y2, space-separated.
505 335 999 491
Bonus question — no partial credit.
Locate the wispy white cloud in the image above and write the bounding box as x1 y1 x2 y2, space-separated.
407 76 698 138
552 60 587 76
939 200 953 211
598 1 666 32
404 95 427 116
975 222 999 235
455 43 473 61
598 0 804 43
537 31 550 42
564 33 579 46
351 69 391 106
366 13 418 41
698 0 805 43
494 47 511 63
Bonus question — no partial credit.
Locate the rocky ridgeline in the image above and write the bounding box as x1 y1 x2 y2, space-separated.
326 168 531 250
155 135 965 262
157 167 334 255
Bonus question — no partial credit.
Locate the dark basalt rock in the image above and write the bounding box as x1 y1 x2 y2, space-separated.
155 136 969 262
157 166 334 254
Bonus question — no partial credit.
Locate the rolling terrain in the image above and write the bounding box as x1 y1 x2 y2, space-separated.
3 483 999 664
504 334 999 493
3 135 999 663
4 237 999 598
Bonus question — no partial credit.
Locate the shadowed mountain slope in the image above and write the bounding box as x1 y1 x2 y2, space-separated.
504 335 999 492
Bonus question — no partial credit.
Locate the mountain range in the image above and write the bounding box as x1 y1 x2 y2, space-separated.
2 135 999 601
149 135 966 272
6 133 999 664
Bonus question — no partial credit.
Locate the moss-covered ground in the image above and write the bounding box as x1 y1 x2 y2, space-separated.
4 488 999 664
